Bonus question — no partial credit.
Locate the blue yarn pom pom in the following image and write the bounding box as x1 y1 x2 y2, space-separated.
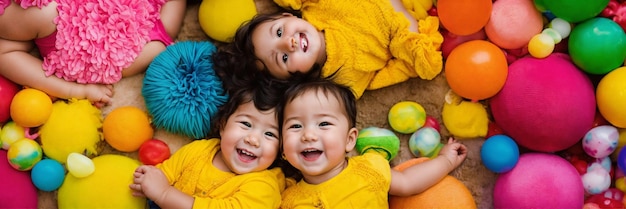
143 41 228 139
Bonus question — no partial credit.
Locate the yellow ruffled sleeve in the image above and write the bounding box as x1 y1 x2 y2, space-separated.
273 0 319 10
389 16 444 80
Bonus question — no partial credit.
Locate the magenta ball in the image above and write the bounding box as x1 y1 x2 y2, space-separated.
490 53 596 152
0 75 20 123
0 150 38 208
493 153 584 208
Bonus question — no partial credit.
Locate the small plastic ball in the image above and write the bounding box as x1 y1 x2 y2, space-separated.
388 101 426 134
569 17 626 75
356 127 400 161
0 121 25 150
541 28 563 44
7 138 42 171
617 147 626 174
528 33 555 58
9 88 53 127
67 153 95 178
31 159 65 192
408 127 443 158
480 134 519 173
596 67 626 128
582 125 619 159
582 162 611 194
423 115 441 133
198 0 257 42
548 18 572 38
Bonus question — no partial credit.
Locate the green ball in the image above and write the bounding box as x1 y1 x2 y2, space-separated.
569 17 626 75
356 127 400 161
543 0 608 23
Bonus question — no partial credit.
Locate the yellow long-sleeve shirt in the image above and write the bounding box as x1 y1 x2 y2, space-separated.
280 153 392 208
156 139 285 209
274 0 443 98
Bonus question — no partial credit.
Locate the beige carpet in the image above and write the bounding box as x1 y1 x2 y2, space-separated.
37 1 496 208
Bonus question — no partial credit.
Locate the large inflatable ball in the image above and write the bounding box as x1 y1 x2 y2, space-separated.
490 53 595 152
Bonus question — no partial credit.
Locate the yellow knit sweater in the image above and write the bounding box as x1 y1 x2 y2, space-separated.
274 0 443 98
280 153 392 208
156 139 285 209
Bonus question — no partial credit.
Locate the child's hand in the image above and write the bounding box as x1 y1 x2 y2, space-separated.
438 137 468 169
75 84 113 107
129 165 171 201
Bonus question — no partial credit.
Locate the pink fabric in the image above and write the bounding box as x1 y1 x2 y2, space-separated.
149 17 174 46
34 30 56 57
0 0 9 15
35 0 166 84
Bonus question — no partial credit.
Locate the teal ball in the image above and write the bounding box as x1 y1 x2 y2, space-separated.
356 127 400 161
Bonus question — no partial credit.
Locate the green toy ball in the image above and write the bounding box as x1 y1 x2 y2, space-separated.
356 127 400 161
388 101 427 134
569 17 626 75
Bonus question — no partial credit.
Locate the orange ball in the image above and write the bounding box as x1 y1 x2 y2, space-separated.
103 106 154 152
445 40 508 101
389 158 476 209
437 0 492 36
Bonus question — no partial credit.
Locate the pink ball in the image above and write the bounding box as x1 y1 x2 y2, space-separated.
484 0 543 49
0 75 20 123
494 153 584 208
490 53 595 152
0 149 38 208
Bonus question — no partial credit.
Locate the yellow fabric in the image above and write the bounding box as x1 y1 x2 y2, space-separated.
280 153 391 208
274 0 443 99
156 139 285 209
441 101 489 138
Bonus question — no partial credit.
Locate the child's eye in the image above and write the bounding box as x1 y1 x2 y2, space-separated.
289 124 302 129
277 28 283 37
282 54 288 63
239 121 252 128
319 122 330 126
265 131 278 139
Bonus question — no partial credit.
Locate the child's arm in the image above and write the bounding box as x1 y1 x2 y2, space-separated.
388 138 467 196
130 165 195 209
0 38 113 104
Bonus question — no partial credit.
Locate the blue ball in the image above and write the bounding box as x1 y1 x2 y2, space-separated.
617 147 626 174
480 134 519 173
31 159 65 192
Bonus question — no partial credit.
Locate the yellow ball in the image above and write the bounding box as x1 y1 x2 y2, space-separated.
528 33 555 59
103 106 154 152
198 0 257 42
388 101 426 134
597 67 626 128
58 154 145 208
10 88 52 127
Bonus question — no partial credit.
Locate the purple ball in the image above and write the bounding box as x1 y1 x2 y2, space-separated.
493 153 584 208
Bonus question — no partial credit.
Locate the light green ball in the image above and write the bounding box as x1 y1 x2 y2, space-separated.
356 127 400 161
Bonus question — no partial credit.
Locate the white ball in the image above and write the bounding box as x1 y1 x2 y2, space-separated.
549 18 572 39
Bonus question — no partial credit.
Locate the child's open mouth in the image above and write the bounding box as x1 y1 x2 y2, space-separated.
237 148 257 163
299 33 308 52
301 149 322 161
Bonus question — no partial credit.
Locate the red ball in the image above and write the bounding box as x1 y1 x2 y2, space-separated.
0 75 20 123
138 139 171 165
423 115 441 133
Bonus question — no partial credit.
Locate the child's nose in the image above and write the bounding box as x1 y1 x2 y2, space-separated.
244 135 260 147
301 130 318 142
280 37 296 52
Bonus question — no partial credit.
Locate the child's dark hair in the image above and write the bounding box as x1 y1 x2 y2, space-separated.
211 9 321 94
279 78 357 129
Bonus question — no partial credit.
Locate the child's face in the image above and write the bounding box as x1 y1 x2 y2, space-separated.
281 89 357 183
220 101 280 174
252 14 325 80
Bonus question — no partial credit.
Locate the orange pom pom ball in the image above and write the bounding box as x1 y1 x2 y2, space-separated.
445 40 508 101
103 106 154 152
437 0 492 36
389 158 476 209
484 0 543 49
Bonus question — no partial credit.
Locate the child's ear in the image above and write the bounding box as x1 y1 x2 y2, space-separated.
345 127 358 152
